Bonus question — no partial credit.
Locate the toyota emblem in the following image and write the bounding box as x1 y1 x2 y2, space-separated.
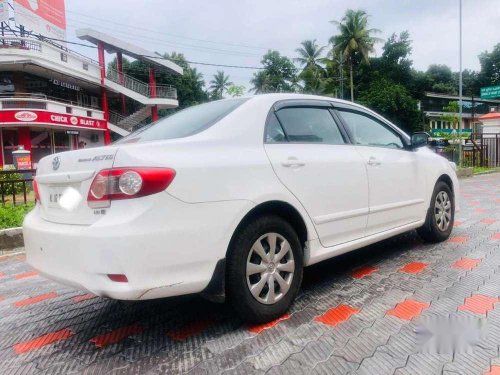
52 156 60 171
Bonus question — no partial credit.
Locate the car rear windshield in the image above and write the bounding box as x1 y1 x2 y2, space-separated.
116 98 249 144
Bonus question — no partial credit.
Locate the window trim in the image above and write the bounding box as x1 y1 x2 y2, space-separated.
264 100 351 145
332 105 411 150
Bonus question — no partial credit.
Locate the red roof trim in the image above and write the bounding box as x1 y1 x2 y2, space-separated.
479 112 500 120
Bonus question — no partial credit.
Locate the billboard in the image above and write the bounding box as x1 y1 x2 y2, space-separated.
0 0 9 23
14 0 66 40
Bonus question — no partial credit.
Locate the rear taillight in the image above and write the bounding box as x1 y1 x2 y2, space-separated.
87 167 176 208
33 178 41 203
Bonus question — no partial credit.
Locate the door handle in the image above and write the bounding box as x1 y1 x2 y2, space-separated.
367 157 381 166
282 157 305 168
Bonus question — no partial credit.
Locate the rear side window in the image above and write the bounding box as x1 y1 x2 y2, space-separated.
274 107 345 144
265 113 287 143
117 98 249 144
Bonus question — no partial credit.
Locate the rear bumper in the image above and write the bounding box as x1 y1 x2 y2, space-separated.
23 194 253 300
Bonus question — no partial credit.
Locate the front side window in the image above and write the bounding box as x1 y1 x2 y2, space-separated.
337 109 404 149
274 107 345 144
117 98 249 144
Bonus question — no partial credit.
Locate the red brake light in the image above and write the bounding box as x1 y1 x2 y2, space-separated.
33 178 41 203
107 274 128 283
87 167 176 208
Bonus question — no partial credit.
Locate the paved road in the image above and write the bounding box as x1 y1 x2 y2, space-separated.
1 173 500 375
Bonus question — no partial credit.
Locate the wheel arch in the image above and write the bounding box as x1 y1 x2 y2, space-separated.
436 174 454 195
227 200 309 254
200 200 309 303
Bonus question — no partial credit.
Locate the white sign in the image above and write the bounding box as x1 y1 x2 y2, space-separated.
0 0 9 23
15 111 38 122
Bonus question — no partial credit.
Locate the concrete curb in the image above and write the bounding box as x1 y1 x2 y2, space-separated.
0 227 24 255
456 167 473 178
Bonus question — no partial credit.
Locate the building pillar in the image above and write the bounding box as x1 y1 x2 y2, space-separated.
149 67 159 122
18 127 31 152
97 41 112 145
116 51 127 115
0 129 4 167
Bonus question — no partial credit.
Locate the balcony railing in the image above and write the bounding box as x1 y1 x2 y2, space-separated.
0 94 105 120
0 37 42 52
0 93 101 111
0 31 99 66
107 67 177 100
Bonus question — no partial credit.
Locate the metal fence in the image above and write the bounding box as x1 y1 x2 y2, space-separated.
435 133 500 168
0 170 35 205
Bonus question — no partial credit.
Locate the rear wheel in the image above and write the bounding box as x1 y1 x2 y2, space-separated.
226 215 303 323
417 181 454 243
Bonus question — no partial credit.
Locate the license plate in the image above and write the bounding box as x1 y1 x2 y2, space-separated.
47 186 66 209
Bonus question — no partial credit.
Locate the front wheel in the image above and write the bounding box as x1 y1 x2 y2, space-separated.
417 181 455 243
226 215 303 323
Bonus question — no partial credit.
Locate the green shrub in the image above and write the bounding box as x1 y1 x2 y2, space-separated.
0 204 34 229
0 169 32 196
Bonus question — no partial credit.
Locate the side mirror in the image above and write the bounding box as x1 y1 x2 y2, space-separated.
411 132 430 149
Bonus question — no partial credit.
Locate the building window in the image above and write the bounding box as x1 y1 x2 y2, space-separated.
66 107 72 114
86 110 92 117
83 63 89 71
60 53 68 62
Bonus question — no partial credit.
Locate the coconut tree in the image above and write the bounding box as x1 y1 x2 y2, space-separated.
250 71 269 93
209 71 233 99
330 9 382 101
295 39 326 71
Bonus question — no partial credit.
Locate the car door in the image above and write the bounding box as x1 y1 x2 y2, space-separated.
264 100 369 247
334 105 426 236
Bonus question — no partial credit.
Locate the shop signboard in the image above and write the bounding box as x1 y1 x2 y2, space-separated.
480 85 500 99
13 0 66 40
1 110 107 130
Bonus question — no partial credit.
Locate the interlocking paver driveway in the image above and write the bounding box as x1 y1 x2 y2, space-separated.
1 173 500 375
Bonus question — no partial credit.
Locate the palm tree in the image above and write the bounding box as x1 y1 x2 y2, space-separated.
250 71 270 94
209 71 232 99
330 9 381 101
295 39 326 71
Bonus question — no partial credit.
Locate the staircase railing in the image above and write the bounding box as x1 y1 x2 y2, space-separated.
107 68 177 99
107 67 150 97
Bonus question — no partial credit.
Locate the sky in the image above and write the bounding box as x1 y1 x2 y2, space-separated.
62 0 500 91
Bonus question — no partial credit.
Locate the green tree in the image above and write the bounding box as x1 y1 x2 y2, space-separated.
359 78 421 133
295 39 327 94
330 9 382 101
426 64 456 94
226 84 246 97
295 39 326 71
477 43 500 88
249 71 270 94
209 71 233 100
251 50 298 93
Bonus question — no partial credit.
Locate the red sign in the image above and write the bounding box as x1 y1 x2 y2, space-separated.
0 110 107 130
15 0 66 29
16 155 32 170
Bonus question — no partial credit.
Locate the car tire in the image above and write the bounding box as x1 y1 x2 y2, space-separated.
226 215 303 324
417 181 455 243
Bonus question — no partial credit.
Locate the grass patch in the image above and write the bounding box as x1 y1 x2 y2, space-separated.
473 166 500 175
0 204 34 229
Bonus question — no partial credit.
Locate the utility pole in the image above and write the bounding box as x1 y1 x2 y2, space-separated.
458 0 463 166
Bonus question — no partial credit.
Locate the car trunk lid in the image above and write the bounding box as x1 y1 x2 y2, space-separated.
35 147 119 225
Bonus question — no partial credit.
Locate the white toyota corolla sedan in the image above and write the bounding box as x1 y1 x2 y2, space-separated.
23 94 459 323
